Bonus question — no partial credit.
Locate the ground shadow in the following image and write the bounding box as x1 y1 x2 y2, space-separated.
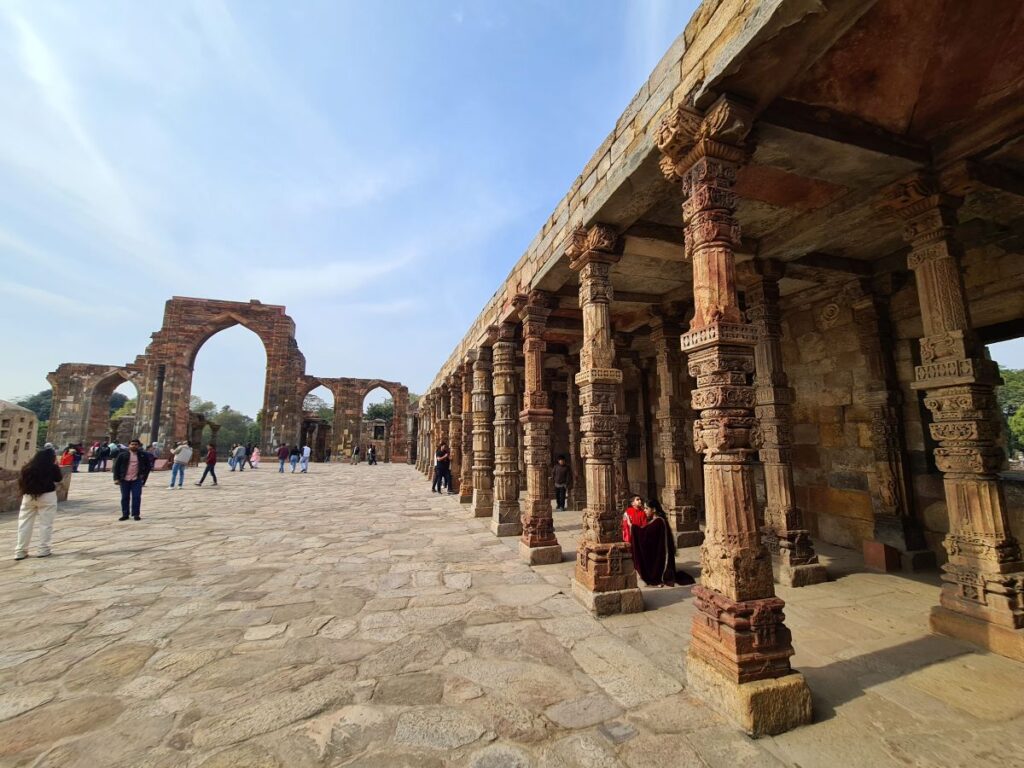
800 633 974 722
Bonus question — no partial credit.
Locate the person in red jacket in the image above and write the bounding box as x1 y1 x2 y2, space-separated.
621 494 647 543
277 443 289 473
195 443 218 486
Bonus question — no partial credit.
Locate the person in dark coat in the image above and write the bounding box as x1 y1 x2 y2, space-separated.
113 438 152 521
627 498 695 587
196 443 218 486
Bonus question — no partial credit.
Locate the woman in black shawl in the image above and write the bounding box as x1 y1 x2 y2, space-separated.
628 498 695 586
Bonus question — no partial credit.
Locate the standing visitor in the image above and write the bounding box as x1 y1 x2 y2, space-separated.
251 447 261 468
13 447 64 560
232 443 246 472
552 455 571 511
368 445 377 465
97 441 110 471
59 447 74 468
325 447 331 463
432 442 450 493
168 441 192 489
71 443 83 473
196 443 218 486
87 442 100 472
277 443 288 473
621 494 646 543
351 445 360 465
113 438 152 521
300 444 311 473
289 445 300 472
628 498 690 587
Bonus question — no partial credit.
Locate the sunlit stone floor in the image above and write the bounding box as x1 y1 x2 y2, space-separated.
1 463 1022 767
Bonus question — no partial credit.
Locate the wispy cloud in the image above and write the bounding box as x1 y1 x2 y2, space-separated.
0 280 126 319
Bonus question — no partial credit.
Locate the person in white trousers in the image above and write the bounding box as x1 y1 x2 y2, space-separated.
300 444 311 473
14 446 64 560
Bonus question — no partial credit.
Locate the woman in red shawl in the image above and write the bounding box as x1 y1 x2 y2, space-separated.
621 495 646 543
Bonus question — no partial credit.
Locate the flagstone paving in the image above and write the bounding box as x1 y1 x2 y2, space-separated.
1 463 1022 767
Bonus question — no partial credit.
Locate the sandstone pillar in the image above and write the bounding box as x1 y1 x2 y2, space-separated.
459 360 475 504
471 348 495 518
447 372 462 493
657 97 811 735
566 359 586 511
566 225 643 616
884 175 1023 661
744 261 827 587
438 384 451 469
517 291 562 564
649 314 704 548
851 282 934 571
491 322 522 536
612 334 634 514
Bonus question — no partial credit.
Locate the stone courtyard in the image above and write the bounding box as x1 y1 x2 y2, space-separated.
1 465 1022 767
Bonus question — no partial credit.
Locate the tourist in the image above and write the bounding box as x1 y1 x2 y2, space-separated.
324 447 331 463
244 443 256 469
552 455 571 511
251 446 261 468
300 444 311 473
432 442 450 493
232 443 246 472
71 443 83 473
629 498 691 587
97 441 110 472
113 438 152 521
277 443 289 473
351 445 360 465
168 440 192 488
13 447 64 560
196 442 218 486
59 447 74 468
621 494 646 543
368 445 377 465
289 444 300 472
86 441 100 472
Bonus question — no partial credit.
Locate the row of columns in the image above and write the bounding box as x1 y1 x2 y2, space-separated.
416 94 1023 733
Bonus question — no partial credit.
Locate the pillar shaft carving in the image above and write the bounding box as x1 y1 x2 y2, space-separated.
885 176 1024 648
471 348 494 518
566 358 586 511
517 292 560 561
659 96 806 701
746 262 826 586
447 373 462 494
850 285 929 562
566 225 642 616
491 322 522 536
650 315 703 548
459 360 474 503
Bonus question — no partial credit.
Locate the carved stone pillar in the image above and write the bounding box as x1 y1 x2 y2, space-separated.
517 291 562 564
884 175 1023 661
491 322 522 536
565 358 587 512
566 225 643 616
471 347 495 519
447 372 462 494
649 314 704 548
850 282 935 572
459 360 474 504
438 384 451 471
417 395 430 475
744 261 827 587
613 334 634 514
658 96 811 734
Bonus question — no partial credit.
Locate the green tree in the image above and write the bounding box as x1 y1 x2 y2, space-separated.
112 398 137 419
36 420 48 449
997 366 1024 456
190 396 218 420
303 393 334 422
15 389 52 421
365 399 393 423
109 392 129 415
1009 404 1024 459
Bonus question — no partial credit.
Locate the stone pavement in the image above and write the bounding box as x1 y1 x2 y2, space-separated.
1 464 1022 768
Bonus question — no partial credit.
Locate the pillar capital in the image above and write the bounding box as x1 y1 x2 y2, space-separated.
565 224 621 271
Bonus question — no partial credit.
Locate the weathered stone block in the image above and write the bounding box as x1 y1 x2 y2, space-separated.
793 424 819 445
685 652 812 737
571 579 643 617
863 540 902 572
930 606 1024 663
519 542 563 565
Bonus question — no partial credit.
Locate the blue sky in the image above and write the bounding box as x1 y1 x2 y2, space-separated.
0 0 700 416
1 1 1022 418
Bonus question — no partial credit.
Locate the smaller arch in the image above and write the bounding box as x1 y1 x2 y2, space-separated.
86 368 141 446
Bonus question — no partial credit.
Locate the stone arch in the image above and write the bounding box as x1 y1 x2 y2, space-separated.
86 368 142 445
134 298 307 450
46 364 141 447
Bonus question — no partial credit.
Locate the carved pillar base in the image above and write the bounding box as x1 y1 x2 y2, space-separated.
686 651 811 738
674 503 705 548
491 502 523 537
520 540 563 566
571 572 643 617
930 606 1024 663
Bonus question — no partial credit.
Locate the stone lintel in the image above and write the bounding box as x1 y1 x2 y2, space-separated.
686 652 812 738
